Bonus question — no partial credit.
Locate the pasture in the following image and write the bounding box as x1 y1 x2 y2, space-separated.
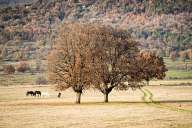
0 84 192 128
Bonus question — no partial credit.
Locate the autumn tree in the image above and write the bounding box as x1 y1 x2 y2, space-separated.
179 51 188 62
35 50 43 72
188 49 192 62
16 61 30 73
48 22 166 103
48 22 94 104
134 51 167 85
3 64 15 74
91 28 142 103
169 51 177 61
179 50 189 71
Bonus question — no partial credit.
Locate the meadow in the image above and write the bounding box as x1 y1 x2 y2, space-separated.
0 58 192 128
0 84 191 128
0 58 192 86
164 57 192 79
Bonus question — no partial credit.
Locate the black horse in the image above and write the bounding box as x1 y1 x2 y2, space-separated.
34 91 41 97
26 91 35 96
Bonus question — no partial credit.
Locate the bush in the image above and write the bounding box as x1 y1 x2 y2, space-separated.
36 76 48 85
16 61 30 73
3 65 15 74
0 66 4 72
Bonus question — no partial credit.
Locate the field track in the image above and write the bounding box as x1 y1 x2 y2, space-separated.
141 88 192 113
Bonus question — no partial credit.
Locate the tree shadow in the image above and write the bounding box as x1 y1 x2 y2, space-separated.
2 100 192 106
81 100 192 105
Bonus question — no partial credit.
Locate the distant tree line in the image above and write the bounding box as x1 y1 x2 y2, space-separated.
170 49 192 62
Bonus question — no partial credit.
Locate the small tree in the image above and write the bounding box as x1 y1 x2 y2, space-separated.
16 61 30 73
36 76 48 85
35 50 42 72
179 50 189 71
3 65 15 74
169 51 177 61
179 51 188 62
188 49 192 62
134 51 167 85
48 22 93 104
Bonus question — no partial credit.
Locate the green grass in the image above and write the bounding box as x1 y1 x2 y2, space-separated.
164 57 180 67
164 57 192 68
0 58 192 86
163 57 192 79
0 73 46 86
166 70 192 79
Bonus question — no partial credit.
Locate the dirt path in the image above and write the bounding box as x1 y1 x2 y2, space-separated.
140 88 192 113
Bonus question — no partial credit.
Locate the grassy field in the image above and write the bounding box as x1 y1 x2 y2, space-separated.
164 57 192 79
0 57 192 86
0 73 46 86
166 70 192 79
0 58 192 127
0 84 191 128
1 70 192 86
149 79 192 86
164 58 192 69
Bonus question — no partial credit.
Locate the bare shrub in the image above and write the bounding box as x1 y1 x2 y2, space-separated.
16 61 30 73
36 76 48 85
3 65 15 74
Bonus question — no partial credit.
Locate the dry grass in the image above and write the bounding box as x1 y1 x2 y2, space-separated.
0 85 192 128
148 86 192 102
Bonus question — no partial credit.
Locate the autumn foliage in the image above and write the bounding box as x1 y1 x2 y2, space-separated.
169 51 177 61
16 61 30 73
48 22 95 103
134 51 168 85
90 28 141 102
179 51 188 62
3 65 15 74
48 22 167 103
188 49 192 62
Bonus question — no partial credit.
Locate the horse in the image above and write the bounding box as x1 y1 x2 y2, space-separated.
26 91 35 96
34 91 41 97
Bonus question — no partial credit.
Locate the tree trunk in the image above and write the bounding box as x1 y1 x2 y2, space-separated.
185 62 188 71
147 80 149 86
76 92 82 104
104 93 109 103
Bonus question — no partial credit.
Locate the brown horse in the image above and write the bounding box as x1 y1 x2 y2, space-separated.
34 91 41 97
26 91 35 96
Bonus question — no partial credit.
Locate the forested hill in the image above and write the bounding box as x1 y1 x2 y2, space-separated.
0 0 191 61
0 0 37 6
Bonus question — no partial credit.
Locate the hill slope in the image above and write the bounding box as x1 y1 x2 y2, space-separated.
0 0 191 61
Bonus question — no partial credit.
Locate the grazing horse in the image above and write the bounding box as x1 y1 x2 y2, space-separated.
34 91 41 97
26 91 35 96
